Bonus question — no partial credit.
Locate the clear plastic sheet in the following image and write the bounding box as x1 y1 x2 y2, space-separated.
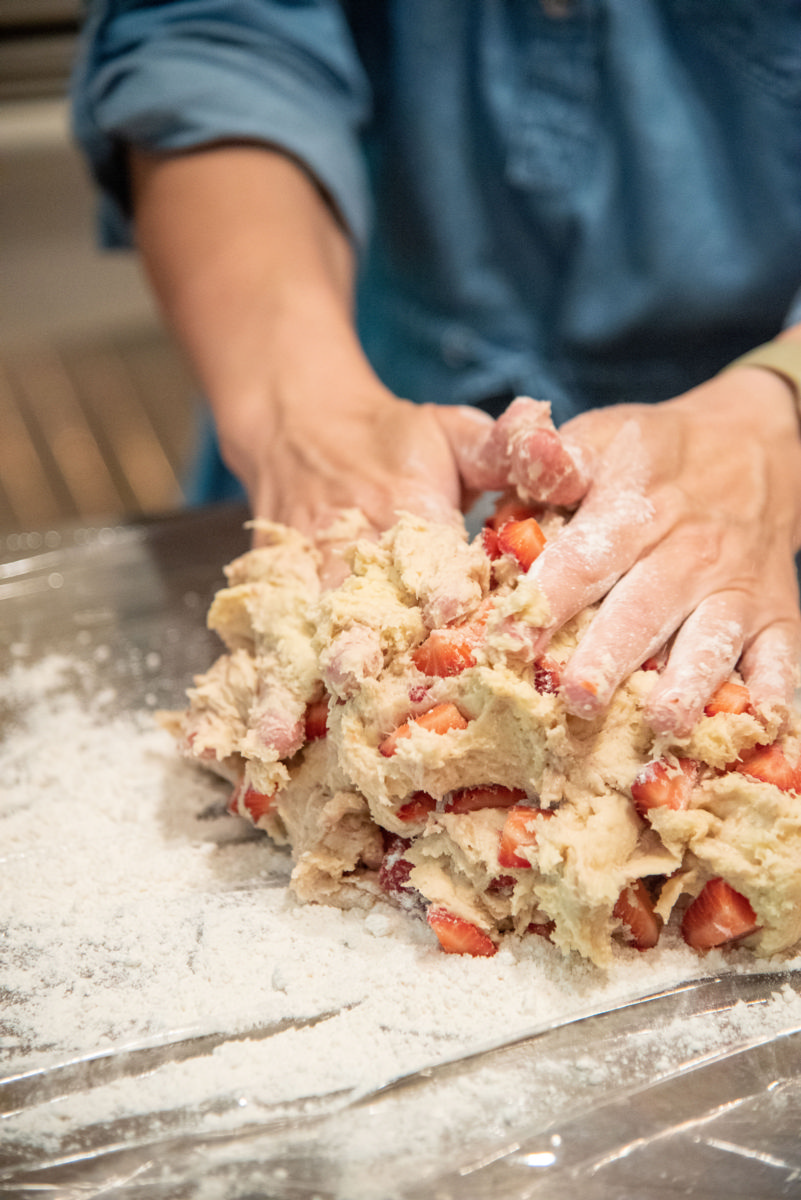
2 505 801 1199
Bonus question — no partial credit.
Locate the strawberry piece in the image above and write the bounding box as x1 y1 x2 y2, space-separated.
532 655 560 694
613 879 662 951
396 791 438 822
641 654 665 672
526 920 556 941
487 874 516 893
486 494 540 531
704 680 751 717
496 517 547 571
631 757 697 815
303 697 329 741
427 907 497 957
498 805 553 869
735 743 798 791
378 835 416 898
379 702 469 757
411 628 477 677
229 781 277 821
481 526 501 561
445 784 527 813
681 877 760 950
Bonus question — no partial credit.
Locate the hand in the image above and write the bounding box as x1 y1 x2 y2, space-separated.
129 145 494 561
471 371 801 734
211 306 495 553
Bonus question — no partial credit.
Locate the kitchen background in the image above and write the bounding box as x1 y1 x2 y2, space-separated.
0 0 197 537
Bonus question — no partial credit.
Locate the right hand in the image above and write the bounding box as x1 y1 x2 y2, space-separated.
215 322 496 543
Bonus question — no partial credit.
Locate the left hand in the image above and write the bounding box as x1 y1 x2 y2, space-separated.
467 365 801 735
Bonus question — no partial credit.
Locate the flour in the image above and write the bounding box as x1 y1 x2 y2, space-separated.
3 654 801 1189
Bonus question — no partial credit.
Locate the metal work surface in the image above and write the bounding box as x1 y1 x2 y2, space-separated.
2 505 800 1199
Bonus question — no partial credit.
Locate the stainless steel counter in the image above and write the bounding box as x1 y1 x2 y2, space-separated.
1 505 800 1199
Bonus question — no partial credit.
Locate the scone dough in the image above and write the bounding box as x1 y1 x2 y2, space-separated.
168 510 801 966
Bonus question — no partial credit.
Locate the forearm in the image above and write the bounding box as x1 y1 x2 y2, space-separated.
129 142 494 537
130 145 377 472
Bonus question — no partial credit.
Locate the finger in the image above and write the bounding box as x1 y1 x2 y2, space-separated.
556 513 730 719
644 596 746 736
461 396 593 504
526 421 659 652
557 546 698 719
435 402 497 493
739 621 801 728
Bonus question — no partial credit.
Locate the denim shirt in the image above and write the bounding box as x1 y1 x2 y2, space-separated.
73 0 801 427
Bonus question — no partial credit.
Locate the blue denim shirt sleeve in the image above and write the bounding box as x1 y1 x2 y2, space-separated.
71 0 373 248
73 0 801 427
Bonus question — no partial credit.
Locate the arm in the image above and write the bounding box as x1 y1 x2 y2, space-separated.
130 145 493 541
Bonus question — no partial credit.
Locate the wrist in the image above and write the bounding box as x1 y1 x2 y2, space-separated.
721 336 801 423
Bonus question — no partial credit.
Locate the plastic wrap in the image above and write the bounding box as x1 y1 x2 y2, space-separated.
2 506 800 1199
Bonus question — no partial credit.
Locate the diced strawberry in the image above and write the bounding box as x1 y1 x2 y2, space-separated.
526 920 556 941
481 526 501 561
408 684 430 704
379 702 469 757
426 907 497 957
445 784 527 813
378 835 416 898
641 654 664 672
735 743 798 791
704 680 751 717
532 655 560 694
487 874 516 893
498 805 553 869
631 757 697 815
613 879 662 951
229 781 277 821
303 697 329 741
411 628 477 677
496 517 547 571
396 791 438 822
681 877 760 950
486 494 540 531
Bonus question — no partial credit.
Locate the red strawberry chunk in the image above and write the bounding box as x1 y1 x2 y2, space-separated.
486 494 541 531
379 702 469 757
613 879 662 951
532 655 560 694
735 743 798 791
378 835 416 898
427 907 497 957
481 526 501 561
498 805 553 869
303 697 329 741
631 757 697 815
704 680 751 717
497 517 547 571
445 784 527 813
411 628 477 677
681 877 760 950
229 781 277 822
396 791 438 822
526 920 556 941
487 874 517 893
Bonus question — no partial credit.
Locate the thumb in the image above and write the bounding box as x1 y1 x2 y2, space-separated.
431 402 497 495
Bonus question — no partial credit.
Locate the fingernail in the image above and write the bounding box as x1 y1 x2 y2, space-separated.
561 678 604 719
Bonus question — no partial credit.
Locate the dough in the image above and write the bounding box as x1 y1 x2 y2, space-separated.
167 508 801 967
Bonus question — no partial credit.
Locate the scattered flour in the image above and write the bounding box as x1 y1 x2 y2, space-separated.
3 655 801 1195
